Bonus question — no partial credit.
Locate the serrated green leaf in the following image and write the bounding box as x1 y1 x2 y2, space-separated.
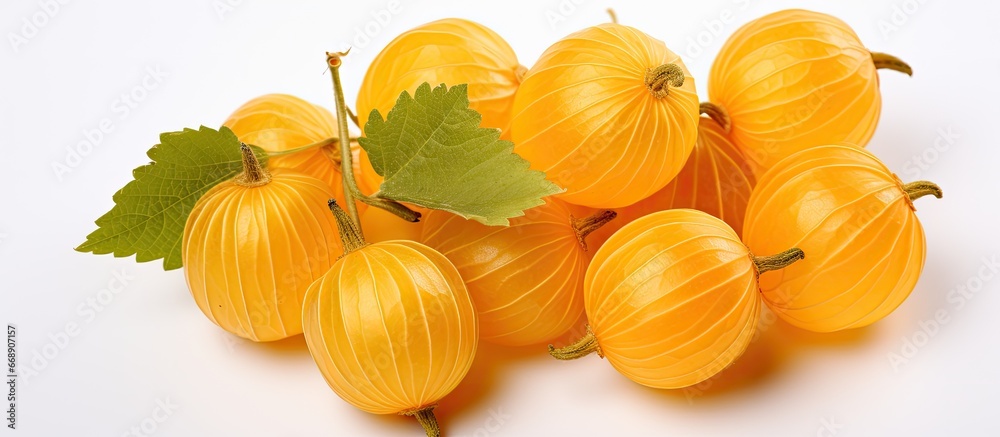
76 126 266 270
359 83 562 226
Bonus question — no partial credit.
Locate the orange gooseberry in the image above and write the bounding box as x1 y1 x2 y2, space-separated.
708 9 912 175
511 23 700 208
302 202 477 437
550 209 803 388
183 145 342 341
743 145 942 332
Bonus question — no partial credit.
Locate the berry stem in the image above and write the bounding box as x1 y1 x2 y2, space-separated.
234 143 271 187
871 52 913 76
326 51 422 225
328 199 367 255
401 406 440 437
902 180 943 202
327 51 363 229
699 102 731 133
571 210 617 252
753 248 805 274
514 64 528 83
548 325 603 360
645 64 685 99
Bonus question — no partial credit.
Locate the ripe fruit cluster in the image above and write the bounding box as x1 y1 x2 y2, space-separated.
175 9 940 436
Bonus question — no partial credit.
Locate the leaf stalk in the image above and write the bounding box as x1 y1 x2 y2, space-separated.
262 136 358 158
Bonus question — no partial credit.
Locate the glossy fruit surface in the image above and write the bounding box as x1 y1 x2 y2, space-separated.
302 237 477 419
511 23 700 208
420 199 612 346
709 9 910 175
562 210 797 389
356 18 525 191
223 93 370 205
744 145 940 332
583 115 756 250
183 147 342 342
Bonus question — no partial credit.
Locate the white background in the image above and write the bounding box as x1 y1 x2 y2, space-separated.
2 0 999 435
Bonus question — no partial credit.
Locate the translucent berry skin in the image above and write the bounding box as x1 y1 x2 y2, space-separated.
223 94 371 206
511 23 700 208
356 18 525 191
183 169 342 342
302 240 478 415
420 199 588 346
709 9 886 175
743 145 927 332
583 116 756 250
586 209 761 388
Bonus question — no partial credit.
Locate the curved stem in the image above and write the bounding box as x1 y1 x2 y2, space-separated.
364 194 422 222
644 64 685 99
903 180 943 201
753 248 805 275
347 106 361 130
871 52 913 76
606 8 618 24
401 406 440 437
328 200 367 255
263 136 359 158
234 143 271 187
327 51 363 230
570 210 617 252
549 325 603 360
699 102 731 133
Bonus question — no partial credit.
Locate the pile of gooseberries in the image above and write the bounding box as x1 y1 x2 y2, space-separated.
176 9 940 436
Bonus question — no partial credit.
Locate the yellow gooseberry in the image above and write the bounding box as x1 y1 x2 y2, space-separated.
550 209 803 388
420 199 616 346
302 201 478 437
708 9 912 175
182 145 342 341
743 145 942 332
223 93 371 207
356 18 525 191
511 23 700 208
581 108 756 251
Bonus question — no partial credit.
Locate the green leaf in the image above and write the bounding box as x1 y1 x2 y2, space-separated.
360 83 562 226
76 126 265 270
